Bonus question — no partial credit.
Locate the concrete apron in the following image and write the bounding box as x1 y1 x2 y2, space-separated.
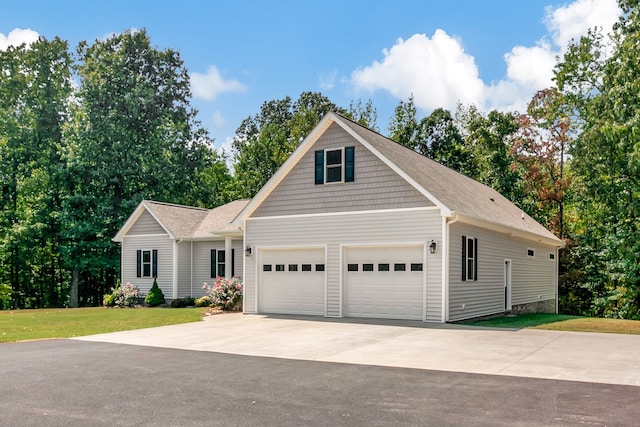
74 312 640 387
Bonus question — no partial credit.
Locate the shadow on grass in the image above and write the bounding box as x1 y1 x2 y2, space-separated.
459 313 580 329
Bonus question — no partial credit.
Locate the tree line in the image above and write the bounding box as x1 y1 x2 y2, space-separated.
1 0 638 317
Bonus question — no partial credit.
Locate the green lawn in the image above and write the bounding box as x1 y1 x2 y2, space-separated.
462 313 640 335
0 307 205 343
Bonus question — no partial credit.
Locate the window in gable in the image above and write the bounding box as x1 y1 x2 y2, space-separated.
326 149 343 183
462 236 478 282
314 146 355 184
527 249 535 258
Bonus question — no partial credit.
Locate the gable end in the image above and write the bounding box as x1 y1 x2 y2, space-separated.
251 123 434 217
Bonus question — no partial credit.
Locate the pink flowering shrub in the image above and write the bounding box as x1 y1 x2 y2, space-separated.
111 282 140 307
202 277 242 310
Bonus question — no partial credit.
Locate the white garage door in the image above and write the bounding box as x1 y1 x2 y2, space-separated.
344 246 424 320
259 248 326 315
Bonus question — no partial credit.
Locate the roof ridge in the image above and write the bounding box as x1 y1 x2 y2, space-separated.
145 200 209 211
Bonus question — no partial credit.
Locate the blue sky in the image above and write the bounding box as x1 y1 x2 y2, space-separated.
1 0 621 152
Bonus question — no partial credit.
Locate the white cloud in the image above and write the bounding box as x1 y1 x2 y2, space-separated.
191 65 246 100
352 31 485 112
545 0 621 51
319 70 338 90
0 28 40 51
349 0 621 116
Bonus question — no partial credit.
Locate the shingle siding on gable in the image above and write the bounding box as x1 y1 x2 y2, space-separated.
251 123 433 217
127 210 167 235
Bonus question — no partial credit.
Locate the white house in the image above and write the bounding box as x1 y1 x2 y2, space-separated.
232 112 564 322
113 199 249 300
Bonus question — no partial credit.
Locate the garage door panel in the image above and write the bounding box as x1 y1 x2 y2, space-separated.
259 248 325 316
345 246 424 320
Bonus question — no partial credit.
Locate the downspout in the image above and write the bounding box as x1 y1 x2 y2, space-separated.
443 213 460 323
190 241 193 297
555 245 560 314
172 240 179 300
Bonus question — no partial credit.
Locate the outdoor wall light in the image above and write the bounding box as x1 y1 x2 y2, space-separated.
429 240 437 254
245 245 252 257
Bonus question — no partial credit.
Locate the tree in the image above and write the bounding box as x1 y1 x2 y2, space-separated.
63 29 214 306
231 92 346 198
388 95 419 151
511 88 572 238
554 0 638 318
0 37 72 308
455 105 522 202
347 99 378 131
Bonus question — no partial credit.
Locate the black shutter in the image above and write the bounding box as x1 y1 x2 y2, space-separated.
152 250 158 277
231 249 235 277
210 249 216 278
461 236 467 281
345 146 355 182
136 250 142 278
474 238 478 281
315 150 324 184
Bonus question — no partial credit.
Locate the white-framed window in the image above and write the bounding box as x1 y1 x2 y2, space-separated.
136 249 157 278
210 249 235 278
527 248 535 258
462 236 478 282
314 146 355 184
325 148 343 183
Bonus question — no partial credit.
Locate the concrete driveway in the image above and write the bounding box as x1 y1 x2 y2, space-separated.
75 313 640 387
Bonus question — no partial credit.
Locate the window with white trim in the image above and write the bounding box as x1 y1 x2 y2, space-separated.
314 146 355 184
210 249 235 278
462 236 478 281
136 249 158 278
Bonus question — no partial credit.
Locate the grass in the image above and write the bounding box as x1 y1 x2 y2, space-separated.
0 307 206 343
462 313 640 335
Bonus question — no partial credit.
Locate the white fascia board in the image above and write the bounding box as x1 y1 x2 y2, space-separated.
333 119 452 217
231 113 337 226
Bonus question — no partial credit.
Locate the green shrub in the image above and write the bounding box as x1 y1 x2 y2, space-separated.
144 278 166 307
171 297 195 308
0 284 11 310
103 293 116 307
194 296 211 307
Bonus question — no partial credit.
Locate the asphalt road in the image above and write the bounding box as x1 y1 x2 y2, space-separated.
1 340 638 426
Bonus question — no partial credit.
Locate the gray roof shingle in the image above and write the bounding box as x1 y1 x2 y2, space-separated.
340 116 560 242
144 199 249 239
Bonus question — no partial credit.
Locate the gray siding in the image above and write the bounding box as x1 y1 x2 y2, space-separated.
244 208 443 321
127 210 166 235
177 242 191 298
191 239 244 298
121 234 174 298
252 123 433 217
448 222 557 321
